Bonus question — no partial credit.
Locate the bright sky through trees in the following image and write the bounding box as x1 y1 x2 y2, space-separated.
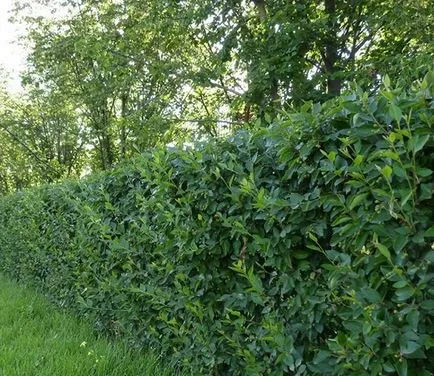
0 0 26 92
0 0 65 93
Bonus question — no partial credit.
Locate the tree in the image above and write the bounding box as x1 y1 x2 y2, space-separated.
0 69 87 192
2 0 431 182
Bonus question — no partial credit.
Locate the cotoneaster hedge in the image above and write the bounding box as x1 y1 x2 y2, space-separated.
1 74 433 375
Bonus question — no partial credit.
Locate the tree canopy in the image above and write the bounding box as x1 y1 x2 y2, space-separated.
0 0 433 193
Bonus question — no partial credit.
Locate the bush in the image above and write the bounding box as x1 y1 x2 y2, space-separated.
1 73 433 375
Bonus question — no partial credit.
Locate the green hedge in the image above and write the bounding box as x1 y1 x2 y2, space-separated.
1 74 434 375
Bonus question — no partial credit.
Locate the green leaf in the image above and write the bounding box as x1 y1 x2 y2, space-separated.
354 154 364 166
406 310 419 330
424 226 434 237
420 183 432 200
395 287 414 301
247 267 264 295
312 350 332 364
293 250 309 260
254 187 267 209
425 251 434 263
289 193 303 209
416 167 433 177
385 329 396 346
381 165 393 181
353 113 372 127
393 280 407 288
400 189 413 207
376 243 392 262
382 90 395 101
393 164 407 178
400 340 421 355
383 362 395 373
342 101 361 113
411 134 430 154
332 216 352 226
371 188 389 199
420 300 434 311
425 336 434 350
383 75 391 89
380 150 400 161
395 358 408 376
349 192 369 210
389 102 403 122
360 287 382 304
400 333 421 355
327 151 337 162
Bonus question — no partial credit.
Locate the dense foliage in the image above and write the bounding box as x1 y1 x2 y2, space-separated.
1 0 433 192
1 75 433 375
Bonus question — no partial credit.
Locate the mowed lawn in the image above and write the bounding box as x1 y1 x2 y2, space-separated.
0 274 177 376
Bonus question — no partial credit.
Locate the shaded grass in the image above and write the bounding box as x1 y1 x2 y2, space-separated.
0 274 177 376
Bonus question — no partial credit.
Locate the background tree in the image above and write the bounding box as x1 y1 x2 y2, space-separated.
0 0 431 189
0 69 86 193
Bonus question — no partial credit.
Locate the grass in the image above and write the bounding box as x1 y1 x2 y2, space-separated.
0 274 177 376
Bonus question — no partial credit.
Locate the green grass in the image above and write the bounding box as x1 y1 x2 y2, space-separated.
0 274 177 376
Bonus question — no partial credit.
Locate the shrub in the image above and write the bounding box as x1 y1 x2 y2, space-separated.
1 73 433 375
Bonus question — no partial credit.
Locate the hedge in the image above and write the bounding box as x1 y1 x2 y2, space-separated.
1 74 433 375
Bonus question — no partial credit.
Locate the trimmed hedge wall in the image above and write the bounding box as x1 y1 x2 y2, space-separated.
1 75 434 375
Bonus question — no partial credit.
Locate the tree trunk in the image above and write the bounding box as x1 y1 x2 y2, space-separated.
253 0 280 115
120 94 128 159
94 104 115 170
324 0 341 97
253 0 267 20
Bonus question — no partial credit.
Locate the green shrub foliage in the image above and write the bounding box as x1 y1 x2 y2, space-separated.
1 74 433 375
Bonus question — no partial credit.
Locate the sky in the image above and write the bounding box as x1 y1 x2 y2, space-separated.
0 0 27 93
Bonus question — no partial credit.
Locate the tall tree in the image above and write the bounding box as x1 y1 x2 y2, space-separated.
4 0 432 180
